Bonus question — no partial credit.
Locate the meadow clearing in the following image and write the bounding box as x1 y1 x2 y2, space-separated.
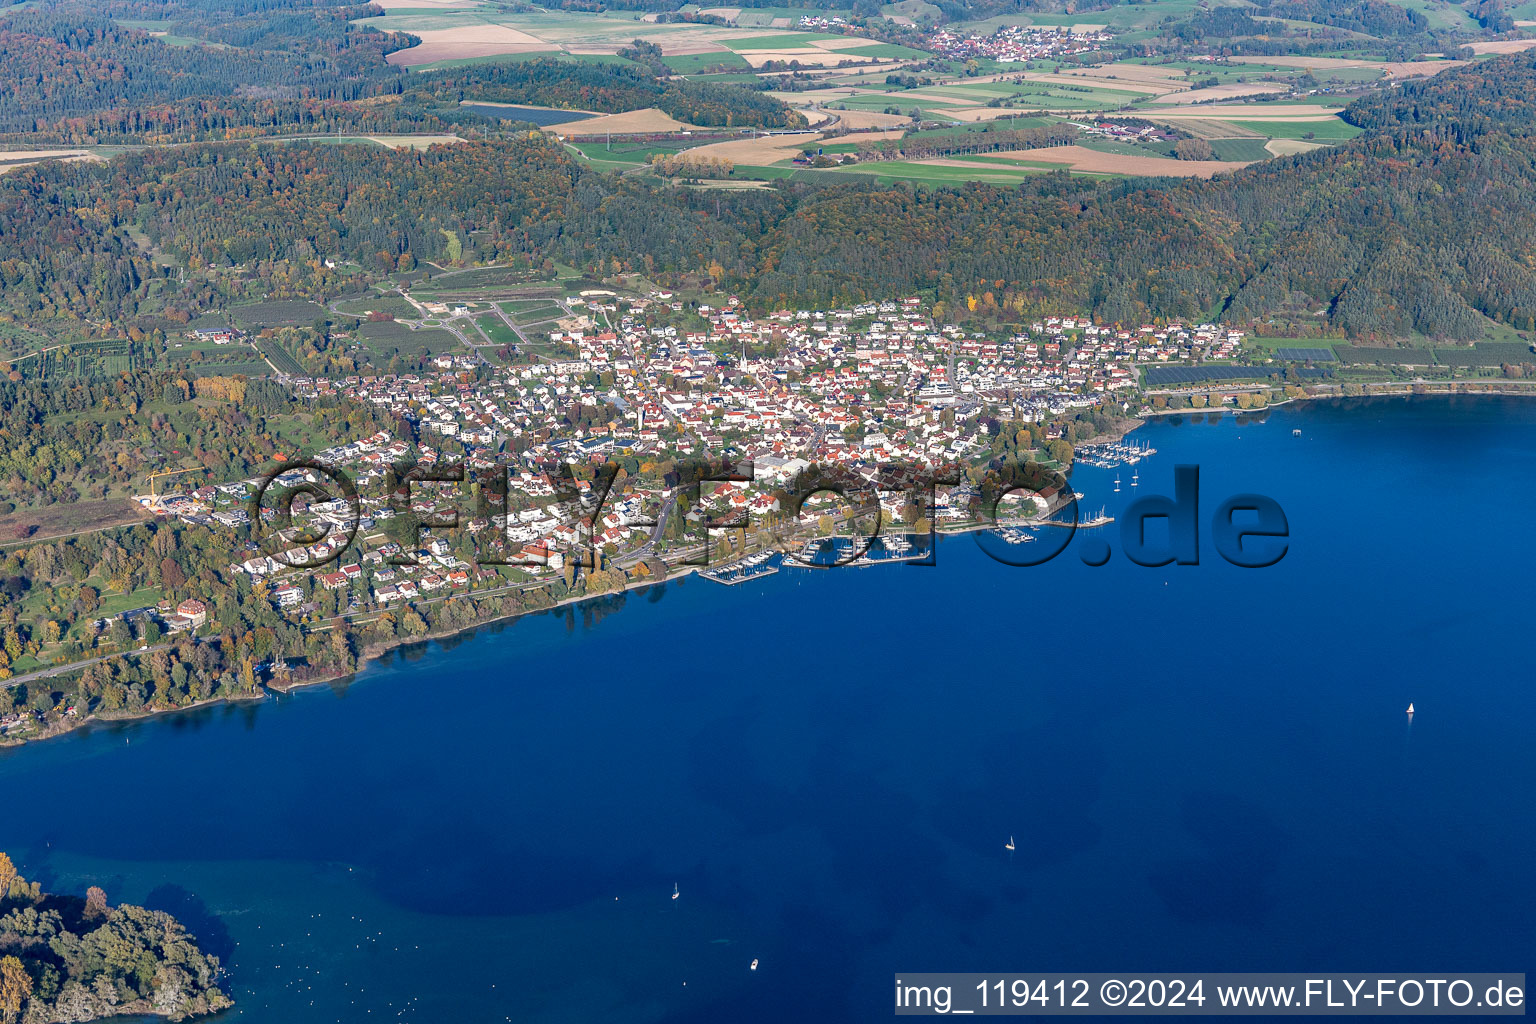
0 150 103 174
955 145 1252 177
364 5 927 69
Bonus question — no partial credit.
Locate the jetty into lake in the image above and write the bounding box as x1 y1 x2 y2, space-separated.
788 534 930 568
1036 507 1114 529
700 552 780 586
1074 439 1157 469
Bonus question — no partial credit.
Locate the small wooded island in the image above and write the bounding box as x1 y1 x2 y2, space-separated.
0 853 231 1024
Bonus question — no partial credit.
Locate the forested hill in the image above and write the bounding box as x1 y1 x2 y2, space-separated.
415 59 807 129
0 5 803 143
2 51 1536 340
1342 56 1536 135
0 3 423 143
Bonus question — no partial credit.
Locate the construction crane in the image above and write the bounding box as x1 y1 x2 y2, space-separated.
147 467 198 497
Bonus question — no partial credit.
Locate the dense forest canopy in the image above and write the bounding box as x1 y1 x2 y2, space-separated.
415 58 807 129
0 4 802 143
0 5 417 138
0 854 232 1022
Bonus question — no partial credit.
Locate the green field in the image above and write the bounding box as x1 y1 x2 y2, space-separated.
1226 119 1364 140
569 140 695 165
230 300 329 327
1312 66 1386 84
254 340 303 375
700 5 854 26
186 359 270 378
333 296 418 319
884 78 1146 112
507 303 567 324
662 50 752 73
409 51 634 72
882 0 942 22
415 266 551 291
818 158 1052 185
1246 336 1338 353
1379 0 1480 31
1433 342 1536 366
1205 138 1276 161
681 71 768 84
902 116 1054 137
358 322 457 362
838 43 932 59
725 32 845 49
475 314 521 347
500 298 564 313
1333 345 1437 364
831 92 964 109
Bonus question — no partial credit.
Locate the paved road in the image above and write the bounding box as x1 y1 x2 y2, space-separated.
4 639 187 688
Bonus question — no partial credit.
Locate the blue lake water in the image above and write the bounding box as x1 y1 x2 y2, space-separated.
3 396 1534 1022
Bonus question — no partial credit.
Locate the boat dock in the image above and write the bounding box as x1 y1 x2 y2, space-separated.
1037 506 1114 529
700 552 780 585
788 534 930 568
1074 439 1157 469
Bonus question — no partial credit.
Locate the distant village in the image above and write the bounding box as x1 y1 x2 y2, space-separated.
921 24 1114 64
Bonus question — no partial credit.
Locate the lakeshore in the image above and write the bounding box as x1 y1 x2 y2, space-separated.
10 389 1531 748
2 396 1533 1023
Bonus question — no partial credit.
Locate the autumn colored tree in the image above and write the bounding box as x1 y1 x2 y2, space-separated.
83 885 110 922
0 956 29 1024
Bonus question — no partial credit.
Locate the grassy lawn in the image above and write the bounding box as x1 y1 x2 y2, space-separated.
476 315 521 347
59 585 163 640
